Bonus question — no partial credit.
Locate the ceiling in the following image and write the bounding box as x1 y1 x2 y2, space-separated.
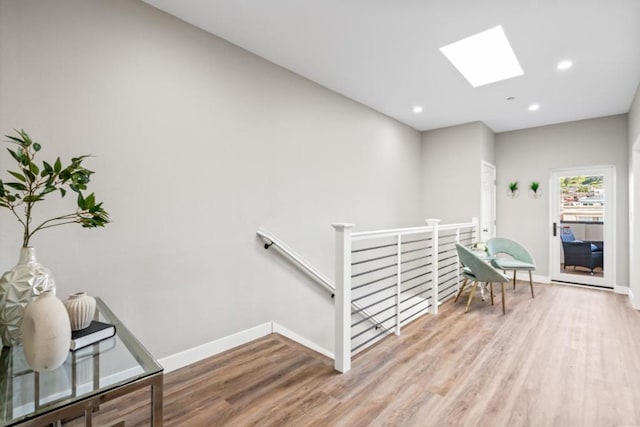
141 0 640 133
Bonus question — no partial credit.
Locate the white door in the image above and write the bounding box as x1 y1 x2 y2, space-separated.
549 166 615 288
480 161 496 242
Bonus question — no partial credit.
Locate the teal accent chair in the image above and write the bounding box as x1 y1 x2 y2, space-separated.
486 238 536 298
455 244 510 315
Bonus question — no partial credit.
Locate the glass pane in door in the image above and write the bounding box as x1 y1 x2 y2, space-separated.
558 175 604 278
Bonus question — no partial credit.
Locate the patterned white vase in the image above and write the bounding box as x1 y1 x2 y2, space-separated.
22 290 71 372
0 248 56 347
64 292 96 331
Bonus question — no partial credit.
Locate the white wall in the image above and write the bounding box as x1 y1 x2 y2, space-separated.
0 0 423 358
421 121 495 223
495 115 629 285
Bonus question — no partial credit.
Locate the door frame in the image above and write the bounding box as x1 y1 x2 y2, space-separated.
549 165 616 288
480 160 496 242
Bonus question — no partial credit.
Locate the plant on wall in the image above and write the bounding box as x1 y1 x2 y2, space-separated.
0 129 110 247
529 181 542 199
508 181 519 198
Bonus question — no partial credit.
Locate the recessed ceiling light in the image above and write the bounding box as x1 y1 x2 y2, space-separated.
439 25 524 88
528 103 540 111
557 60 573 70
413 106 423 114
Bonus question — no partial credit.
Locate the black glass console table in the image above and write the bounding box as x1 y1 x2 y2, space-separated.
0 298 163 426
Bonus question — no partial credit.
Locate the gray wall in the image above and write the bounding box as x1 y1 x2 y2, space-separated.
495 115 629 285
0 0 423 357
421 121 495 223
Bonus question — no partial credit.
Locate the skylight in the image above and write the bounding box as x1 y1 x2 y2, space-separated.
440 26 524 88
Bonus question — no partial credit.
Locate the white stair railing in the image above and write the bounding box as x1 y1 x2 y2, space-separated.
333 217 479 373
258 218 480 374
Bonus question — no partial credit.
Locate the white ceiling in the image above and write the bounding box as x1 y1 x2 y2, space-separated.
141 0 640 132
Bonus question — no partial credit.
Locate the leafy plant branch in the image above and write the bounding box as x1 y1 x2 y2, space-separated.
0 129 110 247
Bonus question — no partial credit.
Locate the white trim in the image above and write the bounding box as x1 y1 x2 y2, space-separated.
503 271 550 284
629 287 639 310
159 322 272 373
272 322 334 359
549 165 616 288
159 321 333 373
614 285 628 295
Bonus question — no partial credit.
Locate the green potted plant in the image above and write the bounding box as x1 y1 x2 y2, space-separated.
529 181 542 198
508 181 519 198
0 129 110 346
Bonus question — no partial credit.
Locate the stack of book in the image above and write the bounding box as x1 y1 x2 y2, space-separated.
70 320 116 351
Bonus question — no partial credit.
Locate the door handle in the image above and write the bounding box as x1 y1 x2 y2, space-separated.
482 228 488 232
553 222 557 236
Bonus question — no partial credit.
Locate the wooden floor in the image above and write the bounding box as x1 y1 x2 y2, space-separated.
72 282 640 426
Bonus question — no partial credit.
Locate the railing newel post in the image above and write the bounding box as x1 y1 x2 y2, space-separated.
425 219 441 314
332 223 354 373
396 234 402 335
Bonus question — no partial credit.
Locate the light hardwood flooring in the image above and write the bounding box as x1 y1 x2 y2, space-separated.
69 282 640 426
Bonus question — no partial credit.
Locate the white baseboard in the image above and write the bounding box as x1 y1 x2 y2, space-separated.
505 271 550 284
159 321 333 373
160 322 272 373
272 322 334 359
614 285 629 295
629 288 639 310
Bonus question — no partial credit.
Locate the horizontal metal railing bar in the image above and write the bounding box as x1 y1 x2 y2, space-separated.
401 263 430 276
353 310 397 330
352 329 391 353
401 287 431 304
401 237 432 245
400 254 430 266
401 247 430 257
401 270 432 285
352 293 397 313
439 274 459 287
351 242 397 253
351 262 397 278
351 252 397 266
351 322 391 341
352 305 397 328
437 254 457 263
352 282 398 303
400 295 430 314
437 266 458 278
402 280 432 294
439 289 458 302
438 282 459 295
352 273 397 290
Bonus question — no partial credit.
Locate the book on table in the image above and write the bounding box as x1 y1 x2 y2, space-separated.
70 320 116 351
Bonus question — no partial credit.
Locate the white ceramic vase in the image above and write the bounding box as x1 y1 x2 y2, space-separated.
0 247 56 347
22 290 71 372
64 292 96 331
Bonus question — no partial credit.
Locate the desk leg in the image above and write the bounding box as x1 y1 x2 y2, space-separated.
151 375 163 426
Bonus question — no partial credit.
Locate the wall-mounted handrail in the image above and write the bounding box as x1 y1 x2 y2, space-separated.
257 228 335 296
257 227 395 360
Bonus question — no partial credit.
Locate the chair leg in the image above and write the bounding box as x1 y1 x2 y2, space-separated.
490 282 494 305
513 270 516 289
455 278 468 303
465 281 478 313
501 282 506 315
528 270 535 298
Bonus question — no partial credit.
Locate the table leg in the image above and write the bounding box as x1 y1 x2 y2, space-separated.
151 375 163 426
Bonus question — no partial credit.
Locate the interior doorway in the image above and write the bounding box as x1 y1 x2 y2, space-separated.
549 166 615 288
480 161 496 243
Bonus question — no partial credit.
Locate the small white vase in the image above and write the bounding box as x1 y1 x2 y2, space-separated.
22 290 71 372
64 292 96 331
